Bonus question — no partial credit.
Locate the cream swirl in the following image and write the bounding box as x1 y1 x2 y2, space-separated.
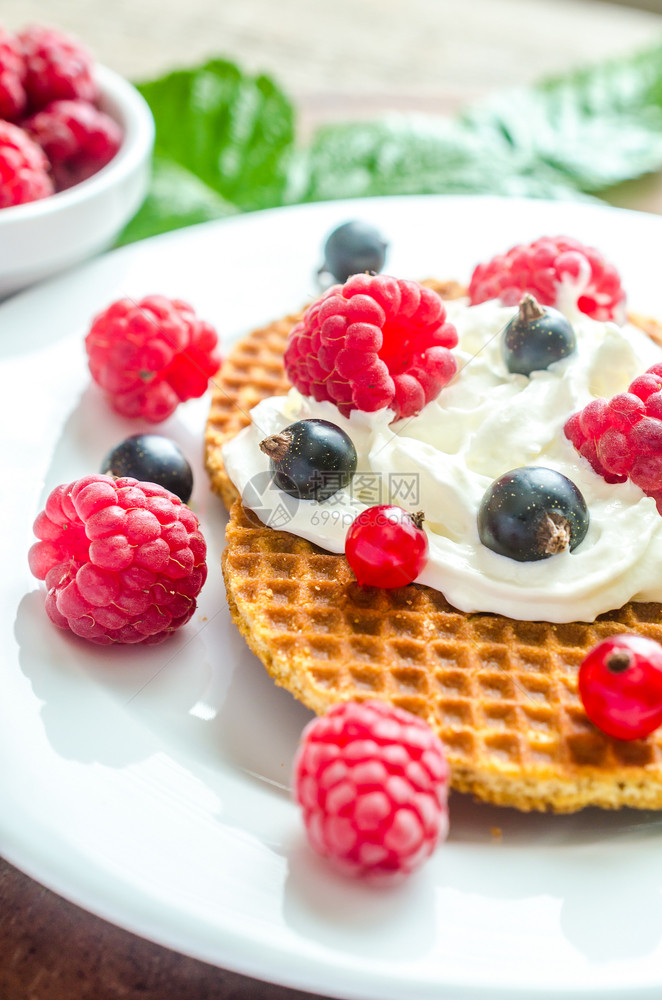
223 298 662 622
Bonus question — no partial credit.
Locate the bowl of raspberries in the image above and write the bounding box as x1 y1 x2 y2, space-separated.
0 23 154 298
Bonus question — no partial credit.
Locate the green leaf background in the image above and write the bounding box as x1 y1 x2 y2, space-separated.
118 41 662 246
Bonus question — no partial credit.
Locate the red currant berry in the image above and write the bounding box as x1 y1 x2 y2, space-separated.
345 505 428 588
579 634 662 741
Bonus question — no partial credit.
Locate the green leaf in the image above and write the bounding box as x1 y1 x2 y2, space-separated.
136 59 295 212
463 44 662 192
116 156 237 246
116 40 662 246
299 43 662 207
298 115 591 203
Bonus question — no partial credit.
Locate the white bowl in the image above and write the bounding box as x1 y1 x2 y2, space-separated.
0 65 154 299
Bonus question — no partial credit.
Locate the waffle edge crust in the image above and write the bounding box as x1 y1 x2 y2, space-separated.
205 285 662 813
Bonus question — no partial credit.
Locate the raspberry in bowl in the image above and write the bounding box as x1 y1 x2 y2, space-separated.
0 27 154 298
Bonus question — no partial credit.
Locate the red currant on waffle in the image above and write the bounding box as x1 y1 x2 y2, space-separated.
28 474 207 645
85 295 221 423
293 699 449 882
468 235 625 322
284 273 458 420
345 505 428 588
579 635 662 741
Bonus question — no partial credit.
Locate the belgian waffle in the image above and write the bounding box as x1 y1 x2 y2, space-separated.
205 286 662 813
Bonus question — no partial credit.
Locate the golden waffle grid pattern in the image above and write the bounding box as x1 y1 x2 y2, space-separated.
205 313 297 509
206 282 662 812
223 502 662 812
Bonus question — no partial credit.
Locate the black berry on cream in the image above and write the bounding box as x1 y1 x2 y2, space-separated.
478 466 589 562
260 419 357 501
502 294 576 376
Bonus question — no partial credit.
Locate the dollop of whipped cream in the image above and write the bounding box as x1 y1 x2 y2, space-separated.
223 297 662 622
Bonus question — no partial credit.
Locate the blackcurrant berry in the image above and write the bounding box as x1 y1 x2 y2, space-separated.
259 419 357 501
345 506 428 588
503 294 576 376
101 434 194 503
321 221 388 284
477 466 589 562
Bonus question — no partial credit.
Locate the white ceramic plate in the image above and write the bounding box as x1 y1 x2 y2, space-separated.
4 195 662 1000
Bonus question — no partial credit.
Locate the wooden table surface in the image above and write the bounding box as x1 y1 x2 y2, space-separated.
4 1 662 997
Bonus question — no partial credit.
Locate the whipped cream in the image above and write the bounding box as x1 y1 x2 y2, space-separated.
223 298 662 622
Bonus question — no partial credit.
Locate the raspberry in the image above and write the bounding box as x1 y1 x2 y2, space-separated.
468 235 626 322
596 428 635 477
24 99 122 191
19 25 98 112
284 273 458 420
293 700 449 882
0 119 53 208
565 368 662 508
0 27 26 122
85 296 222 423
607 392 646 432
28 474 207 646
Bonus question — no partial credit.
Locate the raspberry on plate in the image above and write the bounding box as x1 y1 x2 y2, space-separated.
468 235 626 323
565 363 662 509
284 273 458 420
24 99 122 191
0 26 27 122
19 24 98 112
0 119 53 208
85 295 222 423
293 699 450 882
28 474 207 645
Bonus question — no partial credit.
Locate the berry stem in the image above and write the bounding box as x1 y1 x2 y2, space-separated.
411 511 426 530
260 431 293 462
606 650 632 674
536 511 571 555
518 294 545 323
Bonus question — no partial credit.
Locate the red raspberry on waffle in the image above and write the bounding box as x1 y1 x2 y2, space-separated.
565 363 662 509
284 273 458 420
469 235 626 323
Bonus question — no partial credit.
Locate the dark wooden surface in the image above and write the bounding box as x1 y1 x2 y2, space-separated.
0 862 324 1000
